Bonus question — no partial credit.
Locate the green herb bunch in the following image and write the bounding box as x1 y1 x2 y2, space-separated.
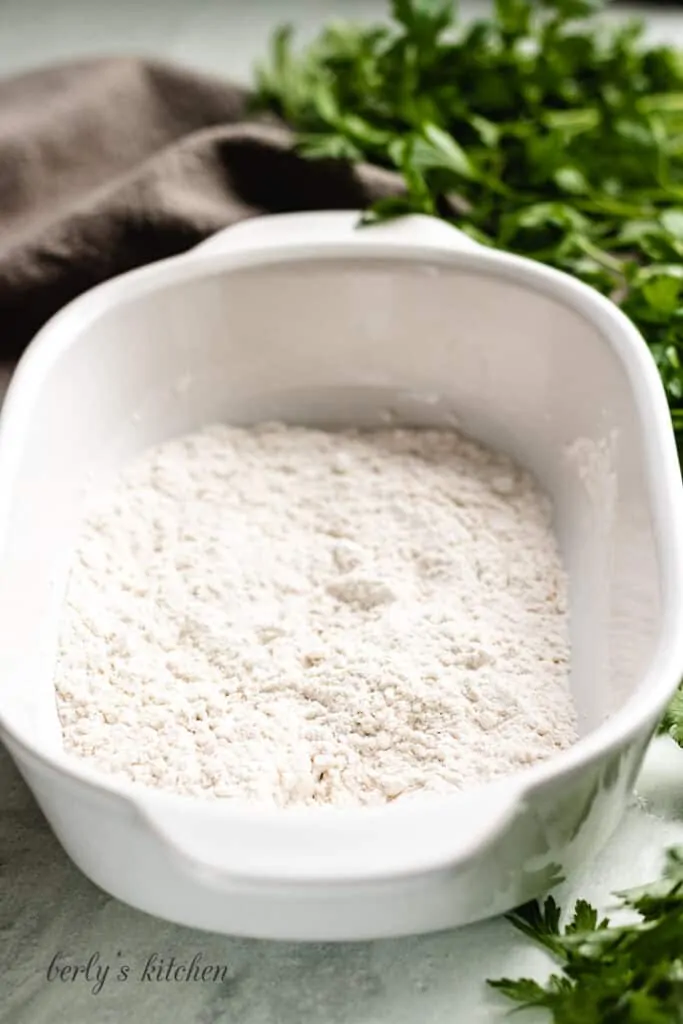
256 0 683 436
489 847 683 1022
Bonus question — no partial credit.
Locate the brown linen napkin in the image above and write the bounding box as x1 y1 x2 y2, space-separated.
0 56 400 358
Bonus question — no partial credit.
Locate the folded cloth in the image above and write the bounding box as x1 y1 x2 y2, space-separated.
0 57 400 357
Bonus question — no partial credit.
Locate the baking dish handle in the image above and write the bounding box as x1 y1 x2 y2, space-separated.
190 210 481 258
135 784 523 888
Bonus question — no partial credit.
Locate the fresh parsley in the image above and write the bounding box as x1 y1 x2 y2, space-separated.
659 686 683 745
255 0 683 437
488 847 683 1022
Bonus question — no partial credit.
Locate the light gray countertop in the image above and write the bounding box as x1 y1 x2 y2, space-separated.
4 735 683 1024
2 3 683 1022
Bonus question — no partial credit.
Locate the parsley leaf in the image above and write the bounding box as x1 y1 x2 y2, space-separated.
659 687 683 745
505 895 565 957
488 848 683 1022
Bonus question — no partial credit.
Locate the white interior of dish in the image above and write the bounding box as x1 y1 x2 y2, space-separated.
0 254 662 758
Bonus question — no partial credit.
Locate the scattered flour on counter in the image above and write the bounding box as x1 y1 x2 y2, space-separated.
54 423 576 807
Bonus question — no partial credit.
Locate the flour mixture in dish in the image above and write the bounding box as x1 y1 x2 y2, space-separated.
55 423 576 807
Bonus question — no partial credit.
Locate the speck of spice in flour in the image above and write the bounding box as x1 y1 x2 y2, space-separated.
55 423 576 808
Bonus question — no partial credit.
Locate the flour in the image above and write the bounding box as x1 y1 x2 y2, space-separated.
55 423 576 807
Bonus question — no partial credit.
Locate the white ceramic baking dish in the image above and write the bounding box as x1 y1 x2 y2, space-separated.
0 210 682 941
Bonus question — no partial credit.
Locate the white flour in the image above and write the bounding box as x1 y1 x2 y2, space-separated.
55 423 576 807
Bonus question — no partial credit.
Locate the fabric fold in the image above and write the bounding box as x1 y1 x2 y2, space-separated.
0 56 400 356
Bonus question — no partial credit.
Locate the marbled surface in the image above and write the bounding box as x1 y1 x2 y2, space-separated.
3 2 683 1022
4 737 683 1024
